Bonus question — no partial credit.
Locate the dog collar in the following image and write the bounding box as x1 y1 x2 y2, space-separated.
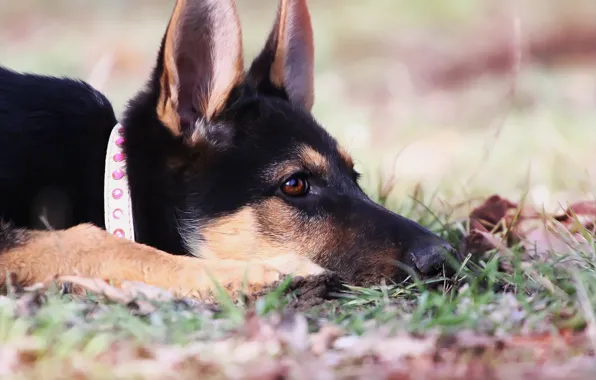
104 124 136 241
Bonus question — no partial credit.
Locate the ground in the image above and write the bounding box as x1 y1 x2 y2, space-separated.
1 1 596 378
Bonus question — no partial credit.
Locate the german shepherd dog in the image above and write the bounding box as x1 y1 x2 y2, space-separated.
0 0 455 298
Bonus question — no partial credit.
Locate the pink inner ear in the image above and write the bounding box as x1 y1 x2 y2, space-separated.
159 0 244 132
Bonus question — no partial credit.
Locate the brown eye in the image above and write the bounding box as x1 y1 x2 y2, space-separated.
281 176 309 197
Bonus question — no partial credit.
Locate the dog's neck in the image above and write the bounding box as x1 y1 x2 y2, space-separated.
104 124 136 241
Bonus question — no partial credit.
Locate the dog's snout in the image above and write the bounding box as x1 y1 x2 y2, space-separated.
409 240 455 276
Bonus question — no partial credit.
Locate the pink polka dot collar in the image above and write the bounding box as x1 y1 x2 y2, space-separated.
104 124 135 241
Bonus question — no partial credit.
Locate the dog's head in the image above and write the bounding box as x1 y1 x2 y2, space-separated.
125 0 457 285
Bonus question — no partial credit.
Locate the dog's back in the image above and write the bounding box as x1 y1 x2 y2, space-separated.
0 67 116 230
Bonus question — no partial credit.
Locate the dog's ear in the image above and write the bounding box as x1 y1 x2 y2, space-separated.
157 0 244 140
247 0 314 111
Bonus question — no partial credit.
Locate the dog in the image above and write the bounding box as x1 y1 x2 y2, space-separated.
0 0 455 299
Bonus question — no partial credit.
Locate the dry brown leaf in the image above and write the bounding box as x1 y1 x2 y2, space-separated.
554 200 596 233
0 306 594 380
311 325 344 356
461 195 596 264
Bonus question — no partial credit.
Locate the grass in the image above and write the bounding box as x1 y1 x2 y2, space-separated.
0 198 594 378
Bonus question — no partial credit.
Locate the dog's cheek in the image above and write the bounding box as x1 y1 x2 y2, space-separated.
196 205 298 260
192 207 262 260
304 226 404 285
254 198 352 266
252 199 313 255
198 199 402 284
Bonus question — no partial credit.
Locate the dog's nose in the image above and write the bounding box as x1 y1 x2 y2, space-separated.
409 240 455 276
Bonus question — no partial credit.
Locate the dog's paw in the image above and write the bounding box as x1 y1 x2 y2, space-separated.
262 253 326 277
216 256 327 301
250 271 347 312
184 260 283 298
172 255 325 300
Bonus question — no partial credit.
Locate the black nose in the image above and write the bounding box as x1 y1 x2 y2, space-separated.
409 240 456 276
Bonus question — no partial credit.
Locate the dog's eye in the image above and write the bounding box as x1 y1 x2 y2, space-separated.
281 175 310 197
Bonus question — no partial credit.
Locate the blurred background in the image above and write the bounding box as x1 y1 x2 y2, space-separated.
1 0 595 218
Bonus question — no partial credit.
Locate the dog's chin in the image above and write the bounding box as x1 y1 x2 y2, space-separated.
341 266 446 288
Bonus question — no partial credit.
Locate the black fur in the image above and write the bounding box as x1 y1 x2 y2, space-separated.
0 67 115 231
0 2 455 284
0 222 30 253
121 36 350 255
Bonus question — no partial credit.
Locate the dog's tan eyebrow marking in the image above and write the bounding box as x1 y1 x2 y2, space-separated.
264 163 304 183
337 144 354 169
298 145 329 176
262 145 329 183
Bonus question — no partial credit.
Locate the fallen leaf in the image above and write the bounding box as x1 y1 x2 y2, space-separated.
461 195 596 265
311 325 344 356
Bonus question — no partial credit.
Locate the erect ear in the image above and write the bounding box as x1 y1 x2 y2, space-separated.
157 0 244 139
247 0 315 111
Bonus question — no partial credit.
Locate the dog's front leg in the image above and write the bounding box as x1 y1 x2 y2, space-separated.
0 224 325 299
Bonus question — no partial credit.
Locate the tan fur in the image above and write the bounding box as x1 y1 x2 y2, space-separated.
157 0 244 135
0 224 323 299
270 1 289 89
198 200 330 261
196 204 314 260
198 197 365 270
255 198 397 283
157 0 185 135
260 144 329 185
204 2 244 119
194 204 325 274
298 145 328 175
192 207 263 260
257 198 338 260
268 0 314 110
337 145 355 169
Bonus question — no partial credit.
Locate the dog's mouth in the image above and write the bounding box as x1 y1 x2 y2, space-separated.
388 242 462 285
